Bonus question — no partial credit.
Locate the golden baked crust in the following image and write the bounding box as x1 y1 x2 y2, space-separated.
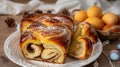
68 36 92 60
20 13 74 64
68 22 98 60
73 22 98 44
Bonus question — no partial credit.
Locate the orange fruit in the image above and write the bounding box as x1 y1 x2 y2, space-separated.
102 24 115 31
85 17 104 30
102 12 118 25
87 5 102 18
74 10 87 23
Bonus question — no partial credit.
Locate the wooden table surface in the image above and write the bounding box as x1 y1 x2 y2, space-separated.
0 0 120 67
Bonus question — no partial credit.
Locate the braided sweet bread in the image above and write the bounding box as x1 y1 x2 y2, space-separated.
68 22 98 60
20 13 74 64
20 12 98 63
72 22 98 44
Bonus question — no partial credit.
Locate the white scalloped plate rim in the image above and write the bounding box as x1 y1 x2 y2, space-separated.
4 31 103 67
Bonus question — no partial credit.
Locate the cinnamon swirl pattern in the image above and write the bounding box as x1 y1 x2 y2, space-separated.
68 22 98 60
20 13 74 64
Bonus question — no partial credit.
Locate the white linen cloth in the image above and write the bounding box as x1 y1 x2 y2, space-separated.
0 0 120 15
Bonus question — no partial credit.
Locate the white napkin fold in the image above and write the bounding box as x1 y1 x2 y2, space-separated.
1 0 119 15
0 0 25 15
53 0 81 13
108 0 120 15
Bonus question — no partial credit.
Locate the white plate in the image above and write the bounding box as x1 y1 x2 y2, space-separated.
4 31 103 67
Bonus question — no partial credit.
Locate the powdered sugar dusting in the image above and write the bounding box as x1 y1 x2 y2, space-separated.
23 14 73 42
30 24 69 39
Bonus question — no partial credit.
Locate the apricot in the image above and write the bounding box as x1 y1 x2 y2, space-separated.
102 24 115 31
74 10 87 23
85 17 104 30
102 12 118 25
87 5 102 18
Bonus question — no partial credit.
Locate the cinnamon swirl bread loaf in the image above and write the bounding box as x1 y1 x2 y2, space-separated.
20 13 74 64
68 22 98 60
